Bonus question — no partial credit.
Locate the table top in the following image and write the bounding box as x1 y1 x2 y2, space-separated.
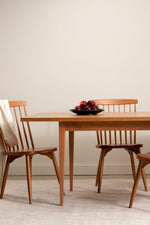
21 111 150 122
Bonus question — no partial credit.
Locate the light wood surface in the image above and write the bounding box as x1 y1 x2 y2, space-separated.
21 110 150 206
0 101 60 204
21 111 150 122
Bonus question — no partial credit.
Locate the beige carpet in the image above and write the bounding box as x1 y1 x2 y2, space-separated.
0 178 150 225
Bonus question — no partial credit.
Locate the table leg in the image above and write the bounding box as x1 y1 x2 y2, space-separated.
59 123 66 206
69 131 74 191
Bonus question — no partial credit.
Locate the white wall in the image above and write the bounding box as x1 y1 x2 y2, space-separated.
1 0 150 175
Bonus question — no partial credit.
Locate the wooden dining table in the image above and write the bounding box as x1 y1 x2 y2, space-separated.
21 111 150 206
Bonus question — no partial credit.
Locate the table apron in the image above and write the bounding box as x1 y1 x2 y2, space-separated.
59 121 150 131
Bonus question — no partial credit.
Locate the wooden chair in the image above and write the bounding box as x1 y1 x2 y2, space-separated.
0 101 60 204
93 99 148 193
129 153 150 208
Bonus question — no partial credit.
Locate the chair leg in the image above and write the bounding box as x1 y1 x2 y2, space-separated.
141 168 148 191
51 152 60 184
129 160 143 208
30 156 32 177
98 150 105 193
26 155 32 204
0 156 11 199
129 151 136 180
129 151 147 191
45 152 65 196
128 148 148 191
138 148 148 191
96 151 101 186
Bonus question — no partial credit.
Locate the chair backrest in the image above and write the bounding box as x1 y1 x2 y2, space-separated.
93 99 138 145
0 101 34 153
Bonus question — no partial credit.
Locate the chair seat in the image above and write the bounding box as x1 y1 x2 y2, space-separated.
5 147 57 156
96 144 143 149
137 153 150 160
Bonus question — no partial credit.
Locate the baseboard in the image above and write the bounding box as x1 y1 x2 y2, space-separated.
8 162 147 176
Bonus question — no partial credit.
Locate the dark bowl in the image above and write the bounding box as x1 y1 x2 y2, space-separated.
70 109 104 115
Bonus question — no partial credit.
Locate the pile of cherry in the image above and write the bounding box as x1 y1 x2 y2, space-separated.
75 100 99 111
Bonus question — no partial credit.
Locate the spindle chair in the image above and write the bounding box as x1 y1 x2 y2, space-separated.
129 152 150 208
94 99 147 193
0 101 60 204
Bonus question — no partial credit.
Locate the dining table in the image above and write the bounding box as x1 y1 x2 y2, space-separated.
21 111 150 206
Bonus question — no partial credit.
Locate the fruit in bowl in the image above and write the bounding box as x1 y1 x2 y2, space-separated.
71 100 103 115
74 100 99 111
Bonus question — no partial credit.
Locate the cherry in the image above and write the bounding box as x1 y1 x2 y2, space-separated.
80 100 88 109
91 105 99 110
75 106 81 110
83 105 91 110
88 100 96 108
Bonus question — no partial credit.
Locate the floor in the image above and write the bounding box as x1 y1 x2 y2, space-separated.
0 175 150 225
7 174 137 180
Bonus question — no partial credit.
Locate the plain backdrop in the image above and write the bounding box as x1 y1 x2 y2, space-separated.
0 0 150 175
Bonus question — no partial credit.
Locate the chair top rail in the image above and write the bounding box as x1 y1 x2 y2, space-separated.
93 99 138 105
9 101 27 107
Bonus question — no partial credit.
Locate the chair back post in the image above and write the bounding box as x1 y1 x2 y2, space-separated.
23 106 34 148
